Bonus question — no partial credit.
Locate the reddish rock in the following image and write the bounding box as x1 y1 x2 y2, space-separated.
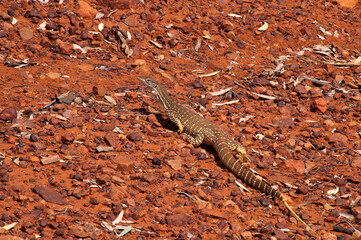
77 0 97 19
41 155 61 165
329 133 347 143
351 157 361 168
167 158 182 171
92 85 106 97
33 185 67 205
113 154 134 172
55 39 73 55
311 98 327 113
61 134 75 144
104 132 119 147
18 26 33 41
165 213 188 227
142 173 158 184
274 146 293 159
284 159 305 173
0 107 17 121
69 224 88 238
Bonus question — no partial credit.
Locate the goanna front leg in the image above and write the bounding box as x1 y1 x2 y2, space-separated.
167 112 184 133
227 139 249 162
181 132 204 147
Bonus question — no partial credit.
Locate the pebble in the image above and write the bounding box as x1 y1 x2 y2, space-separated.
69 224 88 238
33 185 67 205
329 132 347 143
311 98 327 113
127 132 141 142
18 26 33 41
77 0 98 19
165 213 188 227
61 134 75 144
104 132 119 147
142 173 158 184
0 107 17 121
46 72 61 79
351 157 361 168
41 155 61 165
167 158 182 170
113 154 134 172
284 159 305 173
92 85 106 97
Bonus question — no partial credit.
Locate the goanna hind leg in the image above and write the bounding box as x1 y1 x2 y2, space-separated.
226 139 249 162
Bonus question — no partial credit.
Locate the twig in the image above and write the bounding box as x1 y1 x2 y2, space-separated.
177 191 196 200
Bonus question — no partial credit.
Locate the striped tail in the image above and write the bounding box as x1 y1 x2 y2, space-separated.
213 139 314 232
213 140 283 201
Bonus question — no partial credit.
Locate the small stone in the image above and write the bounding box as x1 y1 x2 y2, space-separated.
24 8 42 18
55 39 73 55
165 213 188 227
167 158 182 170
142 173 158 184
92 85 106 97
41 155 61 165
351 157 361 168
18 26 33 41
104 132 119 147
0 169 9 182
297 185 308 194
46 72 61 79
200 208 229 219
76 64 94 72
284 159 305 173
309 88 322 98
53 103 66 111
33 185 67 205
329 132 347 143
321 232 337 240
77 0 97 19
274 229 289 240
311 98 327 113
90 197 99 205
274 146 293 159
240 231 253 240
125 91 138 99
147 114 161 126
0 107 17 121
127 132 141 142
69 224 89 238
113 154 134 172
61 134 75 144
335 198 349 207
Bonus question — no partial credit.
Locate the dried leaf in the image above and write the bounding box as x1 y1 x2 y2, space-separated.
1 222 18 230
119 225 132 237
208 87 232 96
198 71 220 78
258 22 268 31
101 221 114 231
212 99 239 106
104 95 116 105
112 210 124 225
228 13 242 18
194 38 202 52
149 40 163 49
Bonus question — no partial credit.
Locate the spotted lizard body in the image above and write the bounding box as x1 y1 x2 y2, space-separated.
138 76 313 232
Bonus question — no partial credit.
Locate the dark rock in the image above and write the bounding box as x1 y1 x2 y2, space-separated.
33 185 67 205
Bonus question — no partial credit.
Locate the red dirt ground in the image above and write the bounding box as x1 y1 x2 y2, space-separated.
0 0 361 239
